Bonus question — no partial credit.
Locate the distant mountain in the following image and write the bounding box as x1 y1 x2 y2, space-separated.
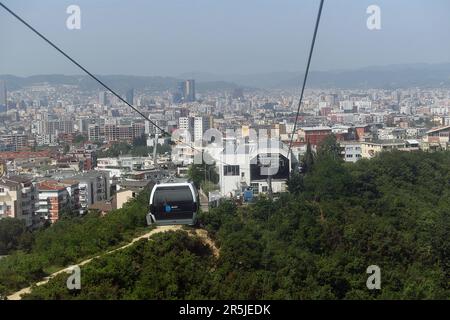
179 71 301 89
0 74 244 93
2 63 450 92
181 63 450 89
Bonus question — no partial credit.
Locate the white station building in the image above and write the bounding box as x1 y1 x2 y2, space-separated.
214 139 294 198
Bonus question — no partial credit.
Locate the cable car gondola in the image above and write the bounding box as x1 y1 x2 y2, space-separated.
146 182 198 226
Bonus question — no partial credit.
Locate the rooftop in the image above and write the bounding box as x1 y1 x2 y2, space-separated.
426 125 450 134
0 151 51 160
300 126 332 132
37 180 67 191
363 139 406 145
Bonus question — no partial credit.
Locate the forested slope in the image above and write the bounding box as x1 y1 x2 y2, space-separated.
0 190 150 298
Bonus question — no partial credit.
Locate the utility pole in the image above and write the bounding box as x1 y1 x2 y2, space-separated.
267 174 273 200
203 150 206 184
152 133 158 170
266 160 273 201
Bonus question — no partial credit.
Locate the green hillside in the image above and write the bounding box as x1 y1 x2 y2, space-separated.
18 147 450 300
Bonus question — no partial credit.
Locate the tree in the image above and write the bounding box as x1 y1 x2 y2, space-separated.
187 163 218 189
97 142 132 157
132 135 147 147
0 218 32 255
74 134 87 144
317 134 342 162
287 173 304 194
302 141 315 174
131 146 152 157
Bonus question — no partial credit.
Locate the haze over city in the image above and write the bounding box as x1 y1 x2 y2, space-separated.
1 0 450 76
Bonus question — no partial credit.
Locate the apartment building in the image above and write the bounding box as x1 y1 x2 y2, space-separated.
193 116 212 143
104 124 131 142
92 122 146 143
297 126 333 146
0 134 29 151
340 141 362 163
423 125 450 150
72 172 110 214
178 117 193 134
88 124 102 142
36 180 71 224
0 176 36 227
361 140 401 159
44 119 74 135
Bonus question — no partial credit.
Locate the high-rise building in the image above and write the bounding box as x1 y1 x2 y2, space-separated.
104 122 145 142
178 116 193 131
132 122 146 139
0 80 7 113
193 116 211 143
126 88 134 105
88 124 102 142
177 116 211 143
99 91 108 106
78 118 91 134
45 119 74 135
184 80 196 102
145 114 165 136
173 82 185 103
173 80 196 103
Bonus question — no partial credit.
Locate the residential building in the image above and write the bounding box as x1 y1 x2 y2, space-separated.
0 176 36 227
298 126 333 146
341 141 362 163
0 134 29 151
72 171 110 214
88 124 102 142
193 116 211 143
36 180 71 223
423 125 450 150
104 123 145 142
361 140 408 159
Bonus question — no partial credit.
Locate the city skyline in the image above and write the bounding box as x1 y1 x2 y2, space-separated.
2 61 450 91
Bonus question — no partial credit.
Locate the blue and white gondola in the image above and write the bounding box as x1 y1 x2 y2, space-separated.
146 182 198 226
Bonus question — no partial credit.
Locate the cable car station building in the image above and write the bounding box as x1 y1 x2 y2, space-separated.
215 140 294 198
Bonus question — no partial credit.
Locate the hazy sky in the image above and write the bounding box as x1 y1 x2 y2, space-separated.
1 0 450 76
